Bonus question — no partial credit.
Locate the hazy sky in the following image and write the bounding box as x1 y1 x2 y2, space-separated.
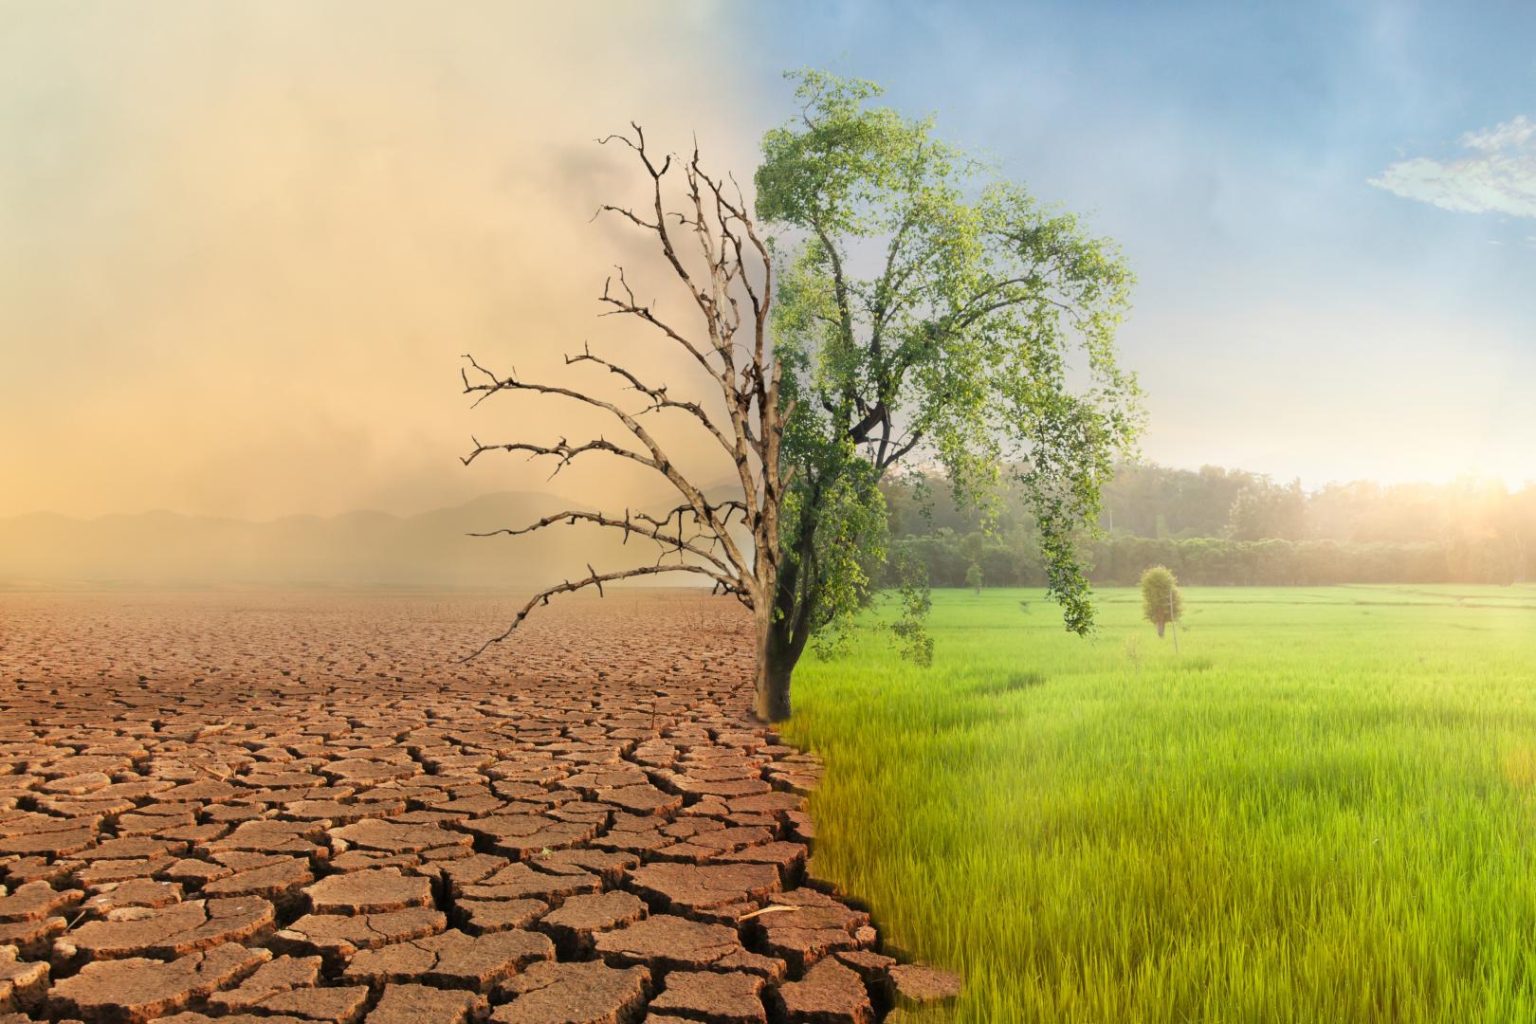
2 2 1531 519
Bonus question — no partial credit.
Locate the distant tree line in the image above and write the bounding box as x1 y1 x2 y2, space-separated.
883 464 1536 587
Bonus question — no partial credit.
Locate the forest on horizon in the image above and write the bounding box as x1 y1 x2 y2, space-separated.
887 463 1536 588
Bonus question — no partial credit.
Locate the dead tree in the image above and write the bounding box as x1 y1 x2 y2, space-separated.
461 125 792 721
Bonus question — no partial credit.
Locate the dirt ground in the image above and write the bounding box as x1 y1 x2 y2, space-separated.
0 589 954 1023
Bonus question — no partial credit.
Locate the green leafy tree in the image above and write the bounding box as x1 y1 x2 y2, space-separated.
753 71 1141 718
965 562 985 594
1140 565 1183 638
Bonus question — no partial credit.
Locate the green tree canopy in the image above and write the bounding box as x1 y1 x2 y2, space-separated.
752 71 1141 712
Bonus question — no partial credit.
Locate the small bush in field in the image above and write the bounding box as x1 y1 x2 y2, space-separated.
1140 565 1183 638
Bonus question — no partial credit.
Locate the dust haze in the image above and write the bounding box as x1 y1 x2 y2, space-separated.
0 1 763 535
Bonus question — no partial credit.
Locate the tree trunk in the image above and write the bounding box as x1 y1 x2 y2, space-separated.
1155 621 1166 638
753 608 795 722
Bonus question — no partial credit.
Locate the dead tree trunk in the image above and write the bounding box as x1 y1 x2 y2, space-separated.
462 124 795 721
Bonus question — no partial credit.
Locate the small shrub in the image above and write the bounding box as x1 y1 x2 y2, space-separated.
1140 565 1184 638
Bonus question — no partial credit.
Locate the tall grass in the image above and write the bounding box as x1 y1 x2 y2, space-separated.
785 586 1536 1022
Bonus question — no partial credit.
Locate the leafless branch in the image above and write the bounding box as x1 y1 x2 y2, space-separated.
457 563 742 663
468 507 734 574
564 342 733 456
461 123 783 660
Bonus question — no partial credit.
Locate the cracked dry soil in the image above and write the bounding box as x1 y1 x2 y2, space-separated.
0 590 958 1024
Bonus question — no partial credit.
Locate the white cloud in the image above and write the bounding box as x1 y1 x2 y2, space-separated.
1370 115 1536 217
1463 117 1536 152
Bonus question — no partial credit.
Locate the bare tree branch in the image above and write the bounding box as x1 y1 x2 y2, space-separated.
461 435 656 477
457 563 742 663
597 267 715 376
468 507 734 574
564 342 734 456
460 352 751 575
462 123 783 662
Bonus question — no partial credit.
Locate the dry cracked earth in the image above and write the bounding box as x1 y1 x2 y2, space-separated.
0 590 957 1024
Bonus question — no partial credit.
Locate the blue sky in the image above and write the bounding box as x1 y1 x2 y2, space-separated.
730 1 1536 486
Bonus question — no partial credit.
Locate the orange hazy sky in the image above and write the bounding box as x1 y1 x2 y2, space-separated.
1 2 763 519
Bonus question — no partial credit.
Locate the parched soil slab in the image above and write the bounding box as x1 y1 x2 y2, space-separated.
206 954 323 1012
243 983 371 1022
455 898 549 935
363 982 485 1024
650 969 767 1023
203 820 328 858
460 863 601 906
491 959 650 1024
0 917 66 959
627 861 781 914
595 784 683 816
74 857 166 887
1 856 75 888
434 853 513 895
158 858 235 888
49 942 270 1023
0 880 83 922
343 928 553 991
322 760 418 786
716 840 810 879
755 889 872 973
835 949 897 982
73 835 184 862
150 1014 311 1024
82 879 183 915
456 814 603 860
59 897 274 961
304 868 435 915
532 849 638 887
773 957 875 1024
592 914 745 972
0 946 50 1013
202 858 314 904
272 908 448 960
330 820 472 856
537 891 646 954
887 962 963 1005
0 826 97 858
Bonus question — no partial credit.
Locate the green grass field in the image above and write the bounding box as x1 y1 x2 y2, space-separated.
785 585 1536 1023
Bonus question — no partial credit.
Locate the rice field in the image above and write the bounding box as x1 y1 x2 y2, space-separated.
786 585 1536 1022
